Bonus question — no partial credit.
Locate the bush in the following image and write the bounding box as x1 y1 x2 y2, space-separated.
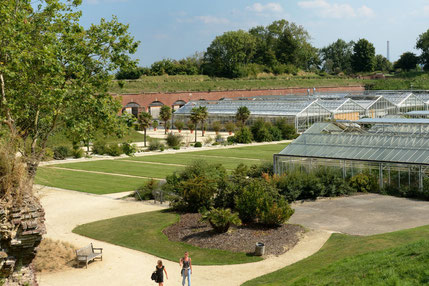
148 139 164 151
275 118 298 139
42 148 54 161
349 172 375 193
248 162 274 178
200 207 241 233
211 121 222 134
194 142 202 148
258 198 294 227
134 179 159 200
232 127 253 144
53 146 71 160
251 119 273 142
314 167 352 197
276 170 324 201
186 121 195 132
166 133 183 148
106 144 123 156
269 126 283 141
225 121 236 134
72 148 84 159
122 142 138 156
92 140 107 155
174 120 185 132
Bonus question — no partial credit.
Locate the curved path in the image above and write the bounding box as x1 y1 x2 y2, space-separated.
36 186 331 286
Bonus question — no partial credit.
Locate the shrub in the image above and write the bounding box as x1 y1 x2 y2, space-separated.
106 143 122 156
225 121 236 134
251 119 273 142
204 136 213 145
194 142 202 148
211 121 222 134
166 133 183 148
148 139 164 151
53 146 71 160
275 118 298 139
72 148 84 159
92 140 107 155
42 148 54 161
349 173 372 193
200 207 241 233
122 142 138 156
174 120 185 132
276 170 324 201
314 167 352 197
186 121 195 132
248 162 274 178
134 179 159 200
258 198 294 227
232 127 253 144
152 120 159 130
269 126 283 141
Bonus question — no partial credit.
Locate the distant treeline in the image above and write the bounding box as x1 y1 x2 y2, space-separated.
116 20 429 80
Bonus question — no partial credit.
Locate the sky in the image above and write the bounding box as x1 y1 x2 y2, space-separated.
78 0 429 67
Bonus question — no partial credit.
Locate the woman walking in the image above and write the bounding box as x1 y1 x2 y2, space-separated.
179 251 192 286
155 260 168 286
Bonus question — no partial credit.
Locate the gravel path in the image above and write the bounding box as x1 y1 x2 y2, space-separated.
36 186 330 286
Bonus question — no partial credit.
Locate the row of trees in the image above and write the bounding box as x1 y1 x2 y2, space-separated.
117 20 429 79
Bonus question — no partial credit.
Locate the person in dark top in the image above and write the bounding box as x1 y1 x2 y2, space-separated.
155 260 168 285
179 251 192 286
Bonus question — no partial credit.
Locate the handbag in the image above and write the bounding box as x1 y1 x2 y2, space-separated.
151 271 157 281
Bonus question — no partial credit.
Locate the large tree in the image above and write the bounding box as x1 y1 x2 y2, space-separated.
394 52 419 71
351 39 376 73
416 29 429 71
374 55 392 72
202 30 257 78
319 39 354 74
0 0 138 281
138 112 152 147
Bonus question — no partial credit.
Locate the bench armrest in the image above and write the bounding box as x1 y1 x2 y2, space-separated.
93 248 103 254
76 254 88 259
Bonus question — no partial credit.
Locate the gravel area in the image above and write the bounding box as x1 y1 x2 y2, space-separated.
163 213 304 256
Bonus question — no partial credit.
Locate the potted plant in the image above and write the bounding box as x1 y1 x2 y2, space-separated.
152 120 158 131
186 121 195 134
225 121 236 135
212 121 222 135
174 120 184 133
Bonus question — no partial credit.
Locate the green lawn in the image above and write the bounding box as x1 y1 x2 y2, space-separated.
35 167 148 194
73 210 262 265
242 225 429 286
36 143 289 194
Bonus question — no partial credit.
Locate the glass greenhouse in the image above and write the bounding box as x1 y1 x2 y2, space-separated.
274 121 429 191
317 98 366 120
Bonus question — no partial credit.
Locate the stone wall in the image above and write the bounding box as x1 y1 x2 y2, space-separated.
1 193 45 285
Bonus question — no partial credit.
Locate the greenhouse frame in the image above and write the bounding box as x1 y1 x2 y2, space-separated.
317 98 366 120
274 121 429 191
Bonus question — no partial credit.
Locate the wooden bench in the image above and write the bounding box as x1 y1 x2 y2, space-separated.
76 243 103 268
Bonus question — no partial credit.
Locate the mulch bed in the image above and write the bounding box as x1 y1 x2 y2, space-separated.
163 213 304 256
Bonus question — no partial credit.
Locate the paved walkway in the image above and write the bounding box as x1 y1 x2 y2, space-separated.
36 186 330 286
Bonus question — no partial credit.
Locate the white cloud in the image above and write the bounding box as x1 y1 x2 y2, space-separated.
195 16 230 25
246 2 284 13
298 0 374 19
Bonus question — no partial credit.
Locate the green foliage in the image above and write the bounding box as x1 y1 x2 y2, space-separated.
134 179 159 200
200 207 242 233
150 56 201 76
92 141 108 155
250 119 273 142
374 54 392 72
320 39 354 74
165 161 228 212
53 146 71 160
225 122 236 133
122 142 138 156
247 162 274 178
258 198 295 227
166 133 182 148
235 106 251 125
211 121 222 133
269 126 283 141
42 148 54 161
152 120 159 129
148 139 164 151
232 127 253 144
186 121 195 131
106 144 123 157
349 173 372 193
394 52 419 71
416 29 429 71
351 39 376 72
72 148 85 159
159 106 172 134
194 142 202 148
275 118 297 139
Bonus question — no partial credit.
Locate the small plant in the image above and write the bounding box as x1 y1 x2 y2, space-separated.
53 146 71 160
225 121 236 135
211 121 222 134
204 136 213 145
232 127 253 144
72 148 84 159
134 179 159 200
148 139 164 151
174 120 185 133
122 141 138 156
106 143 122 156
194 142 202 148
200 207 242 233
92 140 107 155
166 133 183 148
186 121 195 133
152 120 158 131
349 173 372 193
42 148 54 161
258 198 295 227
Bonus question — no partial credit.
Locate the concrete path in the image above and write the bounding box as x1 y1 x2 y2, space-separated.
290 193 429 235
36 186 330 286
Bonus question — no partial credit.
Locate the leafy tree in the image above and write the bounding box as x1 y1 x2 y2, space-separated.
394 52 419 71
138 112 152 147
374 55 392 72
319 39 354 74
190 106 208 141
235 106 251 126
351 39 376 72
202 30 257 78
0 0 139 181
189 112 200 143
159 105 172 134
416 29 429 71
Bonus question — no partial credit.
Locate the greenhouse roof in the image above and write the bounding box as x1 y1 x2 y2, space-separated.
174 99 331 117
381 92 425 107
317 98 365 113
354 118 429 124
406 111 429 116
278 122 429 165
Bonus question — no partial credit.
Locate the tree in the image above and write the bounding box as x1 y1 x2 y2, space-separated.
159 105 172 134
190 106 208 142
351 39 376 73
319 39 354 74
138 112 152 147
416 29 429 71
0 0 138 281
235 106 251 126
374 55 392 72
202 30 257 78
394 52 419 71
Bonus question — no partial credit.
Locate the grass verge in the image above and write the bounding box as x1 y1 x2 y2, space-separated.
242 225 429 285
73 210 263 265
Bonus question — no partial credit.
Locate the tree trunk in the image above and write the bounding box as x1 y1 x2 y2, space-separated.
144 129 147 147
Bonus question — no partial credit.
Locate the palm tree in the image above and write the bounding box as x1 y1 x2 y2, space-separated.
190 109 200 143
198 106 208 137
235 106 251 126
138 112 152 147
159 105 172 134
